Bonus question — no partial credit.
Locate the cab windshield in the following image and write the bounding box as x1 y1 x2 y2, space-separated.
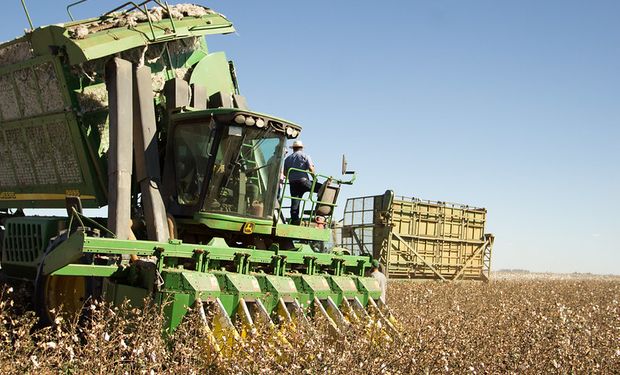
204 125 285 219
173 121 214 206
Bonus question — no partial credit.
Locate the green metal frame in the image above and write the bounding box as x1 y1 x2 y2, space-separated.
43 231 379 331
279 168 355 222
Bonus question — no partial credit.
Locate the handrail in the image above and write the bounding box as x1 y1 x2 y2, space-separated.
66 0 164 22
66 0 89 21
279 167 349 226
103 1 151 18
101 1 179 40
63 0 218 45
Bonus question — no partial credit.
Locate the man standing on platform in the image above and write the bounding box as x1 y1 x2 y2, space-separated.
283 140 322 225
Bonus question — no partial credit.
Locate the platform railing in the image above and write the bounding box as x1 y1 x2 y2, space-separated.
277 168 354 227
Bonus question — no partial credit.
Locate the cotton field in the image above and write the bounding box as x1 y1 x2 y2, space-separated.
1 275 618 374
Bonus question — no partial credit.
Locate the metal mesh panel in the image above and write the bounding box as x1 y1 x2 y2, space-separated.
0 41 33 67
0 131 17 187
0 62 64 123
14 67 43 117
0 74 20 120
0 122 82 188
47 120 83 184
5 127 36 185
34 62 65 113
25 125 58 185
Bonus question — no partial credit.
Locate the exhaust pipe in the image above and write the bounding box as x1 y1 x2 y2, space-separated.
133 65 169 242
105 58 133 240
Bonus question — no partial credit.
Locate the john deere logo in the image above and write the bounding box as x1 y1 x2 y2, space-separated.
242 222 255 234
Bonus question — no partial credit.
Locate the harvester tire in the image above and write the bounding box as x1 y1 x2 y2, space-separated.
34 231 98 326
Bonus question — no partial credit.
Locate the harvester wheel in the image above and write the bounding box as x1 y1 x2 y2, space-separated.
36 274 88 324
34 231 95 325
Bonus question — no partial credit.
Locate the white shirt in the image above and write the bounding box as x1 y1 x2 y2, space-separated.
371 270 387 303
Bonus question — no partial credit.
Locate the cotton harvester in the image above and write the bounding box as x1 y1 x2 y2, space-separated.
0 1 396 345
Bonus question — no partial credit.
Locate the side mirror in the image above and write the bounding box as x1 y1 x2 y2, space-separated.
341 154 355 175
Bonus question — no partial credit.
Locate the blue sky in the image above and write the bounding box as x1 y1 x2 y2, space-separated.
3 1 619 274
